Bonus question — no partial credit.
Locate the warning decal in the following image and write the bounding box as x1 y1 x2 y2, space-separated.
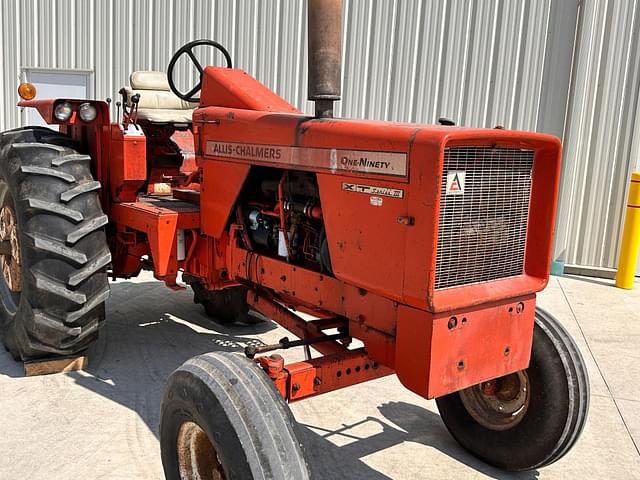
342 183 404 198
445 171 465 195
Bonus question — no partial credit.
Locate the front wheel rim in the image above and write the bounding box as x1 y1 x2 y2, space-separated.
177 421 226 480
459 370 531 431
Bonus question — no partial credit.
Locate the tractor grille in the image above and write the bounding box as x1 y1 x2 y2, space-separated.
434 147 534 290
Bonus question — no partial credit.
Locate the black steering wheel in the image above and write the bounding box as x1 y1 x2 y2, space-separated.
167 39 232 103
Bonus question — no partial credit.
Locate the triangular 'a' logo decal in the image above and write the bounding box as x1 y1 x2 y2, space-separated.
450 173 461 191
446 171 466 195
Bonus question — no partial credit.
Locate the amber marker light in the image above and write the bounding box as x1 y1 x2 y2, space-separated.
18 82 37 100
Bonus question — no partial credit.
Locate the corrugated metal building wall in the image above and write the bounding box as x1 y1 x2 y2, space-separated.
1 0 639 272
555 0 640 269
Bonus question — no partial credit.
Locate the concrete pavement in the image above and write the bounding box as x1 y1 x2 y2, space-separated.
0 272 639 479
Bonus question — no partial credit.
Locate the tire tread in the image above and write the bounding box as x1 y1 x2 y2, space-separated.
60 181 101 202
0 126 110 360
26 198 84 222
161 352 309 479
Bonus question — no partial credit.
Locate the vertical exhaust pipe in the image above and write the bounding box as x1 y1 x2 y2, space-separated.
308 0 342 118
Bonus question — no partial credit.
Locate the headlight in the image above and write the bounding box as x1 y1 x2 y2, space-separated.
54 102 73 121
78 102 97 122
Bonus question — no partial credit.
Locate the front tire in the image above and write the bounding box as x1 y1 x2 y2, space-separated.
160 352 309 479
0 127 110 360
435 307 589 471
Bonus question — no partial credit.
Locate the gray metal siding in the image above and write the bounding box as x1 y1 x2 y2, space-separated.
0 0 557 126
0 0 638 270
555 0 640 268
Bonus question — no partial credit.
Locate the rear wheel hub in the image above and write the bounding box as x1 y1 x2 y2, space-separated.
0 203 21 293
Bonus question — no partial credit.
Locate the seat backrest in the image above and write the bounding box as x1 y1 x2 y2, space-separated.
124 71 198 110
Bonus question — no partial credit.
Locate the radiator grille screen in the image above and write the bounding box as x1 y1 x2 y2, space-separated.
434 147 534 290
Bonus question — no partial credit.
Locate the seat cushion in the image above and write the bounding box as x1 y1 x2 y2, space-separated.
130 71 171 91
124 87 197 110
125 71 198 124
135 108 194 124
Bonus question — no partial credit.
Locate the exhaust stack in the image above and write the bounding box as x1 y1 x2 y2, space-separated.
307 0 342 118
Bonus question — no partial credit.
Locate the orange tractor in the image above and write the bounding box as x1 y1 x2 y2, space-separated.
1 1 588 478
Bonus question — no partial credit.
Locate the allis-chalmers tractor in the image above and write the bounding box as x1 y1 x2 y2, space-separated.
0 1 588 478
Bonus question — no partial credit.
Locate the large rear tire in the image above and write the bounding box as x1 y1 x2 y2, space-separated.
160 352 309 479
435 307 589 471
0 127 110 360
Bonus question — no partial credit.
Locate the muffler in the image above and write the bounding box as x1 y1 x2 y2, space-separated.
307 0 342 118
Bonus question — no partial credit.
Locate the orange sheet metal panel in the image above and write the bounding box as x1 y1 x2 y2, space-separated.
200 161 250 239
316 173 408 301
111 201 199 279
109 125 147 202
199 67 301 113
395 295 536 399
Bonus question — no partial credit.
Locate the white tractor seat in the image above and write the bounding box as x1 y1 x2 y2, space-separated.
124 71 198 124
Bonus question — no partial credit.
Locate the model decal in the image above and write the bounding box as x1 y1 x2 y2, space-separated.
205 141 407 177
342 182 404 198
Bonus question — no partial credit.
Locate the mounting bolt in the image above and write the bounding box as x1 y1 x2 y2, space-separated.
397 216 415 225
292 383 301 393
313 377 322 386
448 317 458 330
481 380 497 396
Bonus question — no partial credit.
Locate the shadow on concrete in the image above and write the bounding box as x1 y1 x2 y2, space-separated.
298 401 539 480
65 280 276 438
0 279 540 479
0 351 23 378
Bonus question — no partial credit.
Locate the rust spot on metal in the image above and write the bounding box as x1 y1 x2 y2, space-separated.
294 116 314 146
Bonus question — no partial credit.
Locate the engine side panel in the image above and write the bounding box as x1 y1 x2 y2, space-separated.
316 173 408 301
200 160 250 239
